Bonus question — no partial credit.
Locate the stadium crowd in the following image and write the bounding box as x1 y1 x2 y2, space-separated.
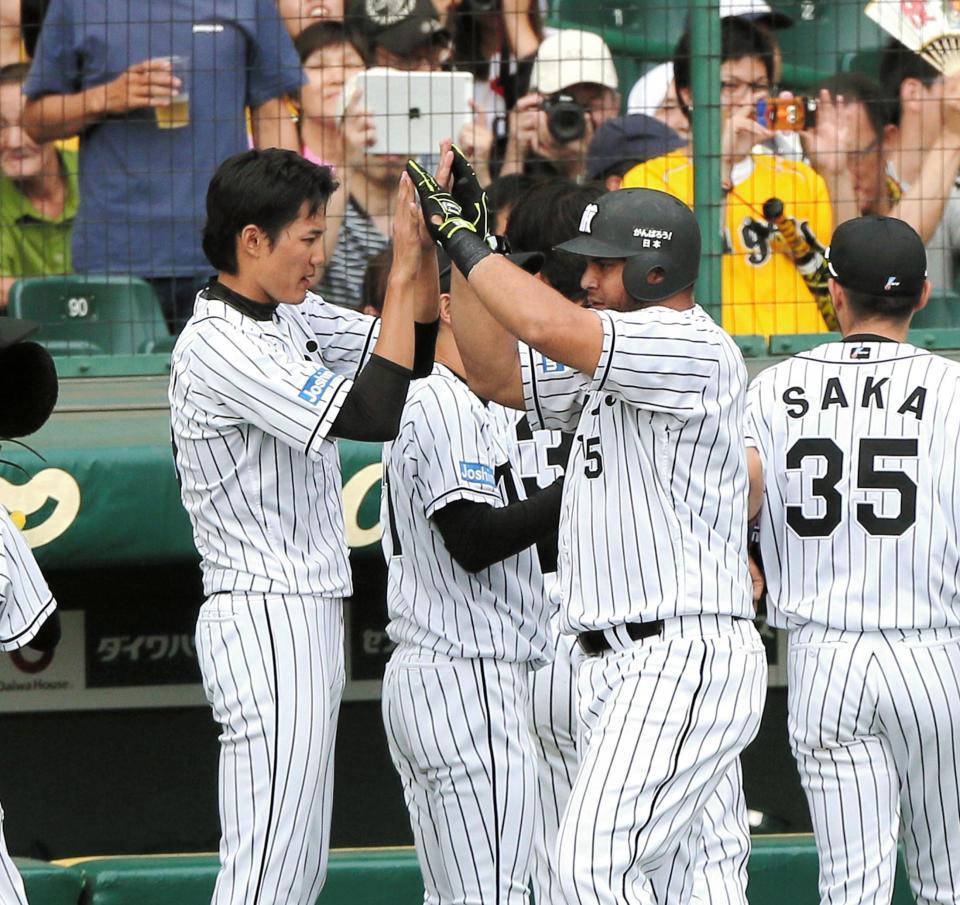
0 0 959 336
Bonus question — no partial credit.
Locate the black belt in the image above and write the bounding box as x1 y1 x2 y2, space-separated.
577 620 664 656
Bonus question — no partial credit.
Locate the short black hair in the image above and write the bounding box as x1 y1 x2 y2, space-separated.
820 71 895 141
294 20 364 64
0 62 31 87
844 285 920 321
879 39 940 127
506 180 607 301
674 17 775 105
202 149 337 274
487 173 543 228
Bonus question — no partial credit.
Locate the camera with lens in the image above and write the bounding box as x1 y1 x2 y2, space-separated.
542 92 587 143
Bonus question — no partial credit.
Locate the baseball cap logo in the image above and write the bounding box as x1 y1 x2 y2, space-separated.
884 276 901 291
365 0 416 26
579 204 599 234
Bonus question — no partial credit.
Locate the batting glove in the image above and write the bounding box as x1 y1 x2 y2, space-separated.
449 144 491 241
406 159 492 278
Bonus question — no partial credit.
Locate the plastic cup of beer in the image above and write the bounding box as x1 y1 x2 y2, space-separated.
155 55 190 129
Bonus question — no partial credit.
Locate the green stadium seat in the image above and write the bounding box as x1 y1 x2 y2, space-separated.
733 334 766 358
7 275 171 357
768 332 840 355
774 0 888 89
549 0 890 93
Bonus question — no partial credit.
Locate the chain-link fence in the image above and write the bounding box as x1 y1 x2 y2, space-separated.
1 0 957 361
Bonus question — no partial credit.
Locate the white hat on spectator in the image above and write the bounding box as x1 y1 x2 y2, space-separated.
530 29 619 95
626 61 674 116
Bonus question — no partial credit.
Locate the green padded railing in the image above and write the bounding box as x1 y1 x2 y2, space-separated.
43 837 919 905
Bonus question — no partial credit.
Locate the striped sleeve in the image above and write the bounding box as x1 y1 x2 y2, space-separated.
300 292 381 379
519 341 590 432
191 324 352 460
744 374 771 467
405 380 503 518
0 508 56 651
591 309 719 415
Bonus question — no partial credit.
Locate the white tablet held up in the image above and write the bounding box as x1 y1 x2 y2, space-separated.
345 68 475 157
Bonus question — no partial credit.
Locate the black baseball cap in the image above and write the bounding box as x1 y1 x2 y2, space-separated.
0 318 38 349
826 216 927 297
357 0 450 56
586 115 687 181
437 246 544 293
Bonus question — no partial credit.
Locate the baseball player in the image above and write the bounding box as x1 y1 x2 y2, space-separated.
0 318 62 905
496 178 605 905
412 152 766 904
379 238 563 905
746 216 960 905
169 148 440 905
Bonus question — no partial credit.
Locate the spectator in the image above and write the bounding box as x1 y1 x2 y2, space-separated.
448 0 543 148
801 72 894 232
623 17 833 336
626 0 794 155
501 28 620 180
586 113 686 190
880 40 960 292
0 2 20 66
277 0 345 38
0 62 76 306
355 0 452 71
295 21 367 168
626 63 691 144
22 0 303 333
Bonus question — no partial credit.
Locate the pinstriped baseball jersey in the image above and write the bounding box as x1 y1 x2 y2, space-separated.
170 288 379 598
0 507 56 651
381 364 553 663
746 339 960 631
519 305 753 633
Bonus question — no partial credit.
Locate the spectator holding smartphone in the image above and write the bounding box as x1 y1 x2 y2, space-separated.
623 17 832 337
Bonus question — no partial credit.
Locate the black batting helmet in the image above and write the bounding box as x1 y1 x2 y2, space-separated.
555 188 701 302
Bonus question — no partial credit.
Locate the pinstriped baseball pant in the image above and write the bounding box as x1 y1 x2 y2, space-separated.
382 645 538 905
789 623 960 905
0 805 27 905
557 616 767 904
528 631 581 905
196 594 345 905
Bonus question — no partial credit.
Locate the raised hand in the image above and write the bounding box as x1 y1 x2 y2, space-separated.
406 157 492 277
449 144 491 241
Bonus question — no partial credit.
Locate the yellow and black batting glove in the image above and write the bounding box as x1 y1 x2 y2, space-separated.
449 144 491 241
406 158 492 278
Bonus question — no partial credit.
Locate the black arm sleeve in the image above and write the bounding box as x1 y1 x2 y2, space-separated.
431 480 563 573
329 354 412 442
27 609 61 651
413 319 440 379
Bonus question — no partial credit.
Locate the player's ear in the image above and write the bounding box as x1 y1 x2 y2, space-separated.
914 279 932 314
439 293 453 325
238 224 267 260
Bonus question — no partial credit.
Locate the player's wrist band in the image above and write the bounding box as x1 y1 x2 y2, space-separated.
444 229 493 279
